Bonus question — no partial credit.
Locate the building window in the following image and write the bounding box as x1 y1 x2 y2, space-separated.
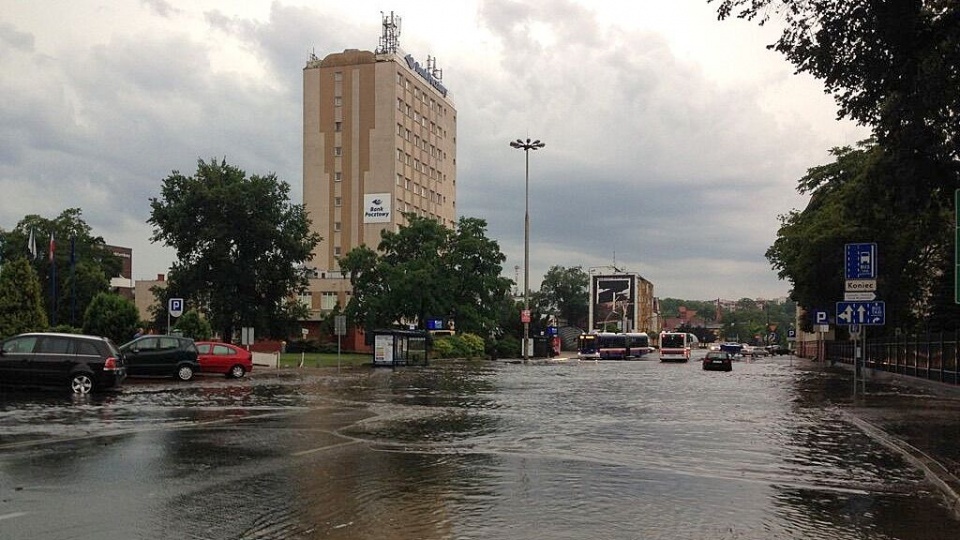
334 72 342 81
334 147 342 156
396 173 403 186
334 96 342 107
321 291 338 311
334 197 342 207
397 148 404 161
334 246 341 257
335 122 342 132
334 222 341 232
334 172 342 182
298 292 312 310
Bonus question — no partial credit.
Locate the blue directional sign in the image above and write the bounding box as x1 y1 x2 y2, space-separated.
845 243 877 279
836 301 885 326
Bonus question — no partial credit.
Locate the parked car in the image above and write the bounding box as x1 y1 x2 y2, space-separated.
120 335 200 380
0 332 126 394
740 345 769 358
195 341 253 378
702 351 734 372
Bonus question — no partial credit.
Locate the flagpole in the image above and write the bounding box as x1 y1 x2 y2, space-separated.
49 233 57 326
70 237 76 326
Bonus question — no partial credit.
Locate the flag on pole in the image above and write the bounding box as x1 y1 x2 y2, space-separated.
49 232 56 263
28 229 37 259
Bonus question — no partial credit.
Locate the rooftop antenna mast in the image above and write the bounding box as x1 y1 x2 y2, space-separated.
427 55 443 81
376 11 401 54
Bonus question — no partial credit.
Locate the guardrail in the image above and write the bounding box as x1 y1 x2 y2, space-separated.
827 332 960 385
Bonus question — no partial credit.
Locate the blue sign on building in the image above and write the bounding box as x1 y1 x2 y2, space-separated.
845 243 878 280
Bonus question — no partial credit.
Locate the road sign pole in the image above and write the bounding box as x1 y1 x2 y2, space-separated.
862 327 867 394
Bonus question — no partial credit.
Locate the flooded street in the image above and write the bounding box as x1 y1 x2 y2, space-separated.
1 356 958 539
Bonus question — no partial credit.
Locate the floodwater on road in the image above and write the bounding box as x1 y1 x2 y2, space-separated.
1 356 957 539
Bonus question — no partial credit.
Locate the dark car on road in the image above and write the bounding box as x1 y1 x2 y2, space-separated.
702 351 734 372
195 341 253 378
120 335 200 381
0 332 126 394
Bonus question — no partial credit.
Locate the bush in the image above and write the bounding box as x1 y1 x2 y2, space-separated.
82 292 140 345
432 333 486 359
174 309 212 340
286 338 321 353
487 335 520 359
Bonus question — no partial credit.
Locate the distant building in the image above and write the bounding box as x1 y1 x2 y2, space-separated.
301 13 457 347
134 274 168 325
104 245 134 300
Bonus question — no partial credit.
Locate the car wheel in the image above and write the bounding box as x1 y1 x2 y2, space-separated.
176 365 195 381
70 373 94 395
228 365 246 379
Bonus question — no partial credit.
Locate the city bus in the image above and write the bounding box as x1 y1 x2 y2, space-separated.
577 332 652 360
659 332 698 362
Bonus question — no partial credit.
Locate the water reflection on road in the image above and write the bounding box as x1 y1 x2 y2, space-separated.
0 358 957 539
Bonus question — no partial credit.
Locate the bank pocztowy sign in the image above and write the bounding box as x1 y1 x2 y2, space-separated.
364 193 391 223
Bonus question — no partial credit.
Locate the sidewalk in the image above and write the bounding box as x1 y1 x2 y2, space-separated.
795 358 960 517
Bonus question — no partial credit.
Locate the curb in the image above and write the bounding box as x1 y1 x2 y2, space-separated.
838 408 960 519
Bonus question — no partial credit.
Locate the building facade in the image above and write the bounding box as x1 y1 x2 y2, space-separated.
301 19 457 336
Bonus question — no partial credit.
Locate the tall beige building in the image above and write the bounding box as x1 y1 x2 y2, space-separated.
301 15 457 328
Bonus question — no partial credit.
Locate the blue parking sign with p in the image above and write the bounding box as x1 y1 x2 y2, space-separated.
169 298 184 317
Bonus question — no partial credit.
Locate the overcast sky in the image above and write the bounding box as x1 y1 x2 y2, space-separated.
1 0 868 301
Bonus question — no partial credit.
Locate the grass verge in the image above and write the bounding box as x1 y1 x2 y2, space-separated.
278 352 371 368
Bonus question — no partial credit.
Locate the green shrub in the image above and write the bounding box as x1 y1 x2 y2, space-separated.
432 333 485 359
487 335 520 359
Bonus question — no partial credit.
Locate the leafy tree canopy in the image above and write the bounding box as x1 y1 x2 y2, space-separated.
711 0 959 183
0 257 48 338
82 292 140 345
340 214 511 336
148 158 321 342
0 208 117 327
532 265 589 329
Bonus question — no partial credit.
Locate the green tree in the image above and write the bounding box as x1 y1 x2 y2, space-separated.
82 292 140 344
713 1 959 333
340 214 510 336
0 258 48 338
532 266 589 329
766 141 951 332
445 217 512 335
0 209 118 327
174 309 213 340
148 158 321 342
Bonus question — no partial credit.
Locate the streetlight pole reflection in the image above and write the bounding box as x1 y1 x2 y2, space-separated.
509 137 545 363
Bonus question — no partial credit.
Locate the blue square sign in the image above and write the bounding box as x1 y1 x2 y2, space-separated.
845 243 877 279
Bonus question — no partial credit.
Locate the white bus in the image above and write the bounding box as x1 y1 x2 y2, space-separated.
659 332 698 362
577 332 652 360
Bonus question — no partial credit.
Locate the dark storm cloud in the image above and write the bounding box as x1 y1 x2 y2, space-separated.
0 1 863 296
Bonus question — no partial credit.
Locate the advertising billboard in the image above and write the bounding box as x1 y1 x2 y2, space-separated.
590 274 637 332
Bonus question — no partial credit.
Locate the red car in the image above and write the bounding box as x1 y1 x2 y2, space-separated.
195 342 253 378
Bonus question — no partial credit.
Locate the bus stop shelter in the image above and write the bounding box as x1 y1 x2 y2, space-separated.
372 329 429 367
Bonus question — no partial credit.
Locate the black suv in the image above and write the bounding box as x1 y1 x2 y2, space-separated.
0 332 126 394
120 335 200 381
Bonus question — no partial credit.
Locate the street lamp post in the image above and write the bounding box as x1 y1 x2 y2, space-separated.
510 137 545 364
